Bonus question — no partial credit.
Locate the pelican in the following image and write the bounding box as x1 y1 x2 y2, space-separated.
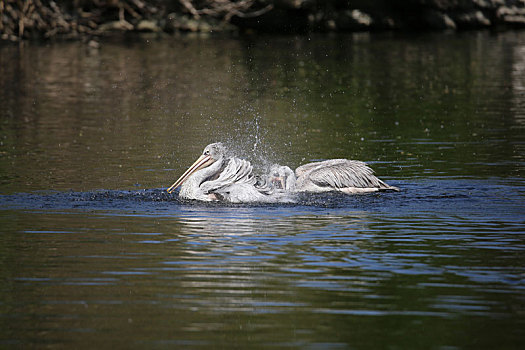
166 142 292 203
269 159 399 194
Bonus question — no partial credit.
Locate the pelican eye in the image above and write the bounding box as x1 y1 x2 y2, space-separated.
204 150 210 156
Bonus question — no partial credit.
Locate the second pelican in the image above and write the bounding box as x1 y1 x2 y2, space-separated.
269 159 399 194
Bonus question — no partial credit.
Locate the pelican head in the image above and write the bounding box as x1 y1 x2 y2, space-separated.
268 164 296 191
167 142 226 193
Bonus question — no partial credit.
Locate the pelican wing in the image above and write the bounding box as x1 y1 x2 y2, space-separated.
295 161 324 179
200 157 256 193
303 159 390 189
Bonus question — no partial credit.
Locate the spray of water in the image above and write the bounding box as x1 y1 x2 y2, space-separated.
218 101 298 177
252 114 260 155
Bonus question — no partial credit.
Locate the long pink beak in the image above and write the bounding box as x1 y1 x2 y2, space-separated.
167 154 214 193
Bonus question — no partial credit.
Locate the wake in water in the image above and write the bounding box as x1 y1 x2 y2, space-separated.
2 180 521 219
0 187 390 213
1 179 522 220
166 142 399 204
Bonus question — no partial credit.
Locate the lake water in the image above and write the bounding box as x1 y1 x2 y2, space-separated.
1 31 524 349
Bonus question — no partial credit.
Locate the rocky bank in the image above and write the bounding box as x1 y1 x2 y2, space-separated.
1 0 524 41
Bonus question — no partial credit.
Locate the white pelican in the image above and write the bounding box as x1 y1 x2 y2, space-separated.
269 159 399 194
167 143 398 203
166 142 292 203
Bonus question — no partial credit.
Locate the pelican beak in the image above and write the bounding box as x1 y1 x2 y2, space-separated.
167 154 214 193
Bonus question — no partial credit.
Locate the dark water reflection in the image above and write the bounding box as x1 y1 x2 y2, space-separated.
1 31 525 348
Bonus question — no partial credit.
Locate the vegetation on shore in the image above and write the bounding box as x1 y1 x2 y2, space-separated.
1 0 524 41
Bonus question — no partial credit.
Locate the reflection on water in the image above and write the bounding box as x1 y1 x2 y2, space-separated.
1 182 524 348
1 31 525 348
1 32 524 193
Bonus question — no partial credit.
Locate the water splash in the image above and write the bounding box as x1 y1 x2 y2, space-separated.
222 103 293 176
252 113 260 156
